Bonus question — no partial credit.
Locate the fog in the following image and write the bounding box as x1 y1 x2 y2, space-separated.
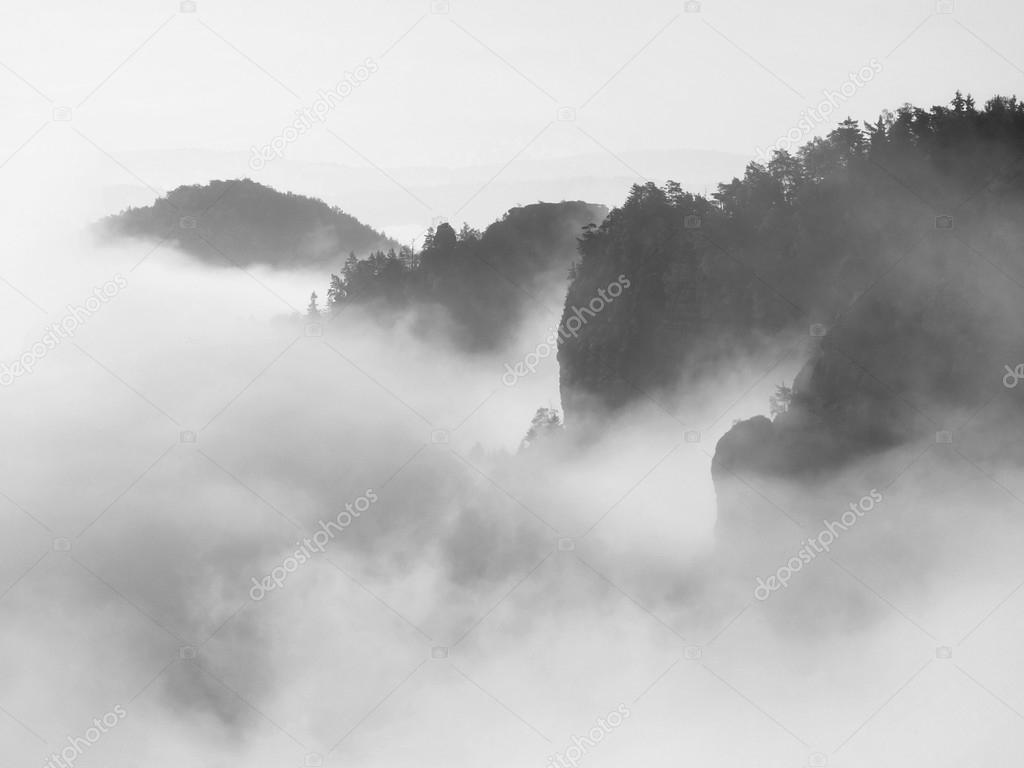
4 141 1024 768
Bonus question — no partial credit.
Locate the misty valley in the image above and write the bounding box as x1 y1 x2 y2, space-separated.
6 25 1024 763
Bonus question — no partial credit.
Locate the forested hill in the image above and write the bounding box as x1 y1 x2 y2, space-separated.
325 201 608 351
98 179 397 268
558 93 1024 470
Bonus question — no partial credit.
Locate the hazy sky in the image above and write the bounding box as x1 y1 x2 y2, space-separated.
2 0 1022 193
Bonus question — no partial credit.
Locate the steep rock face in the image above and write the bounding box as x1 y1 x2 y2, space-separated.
98 178 397 268
710 357 903 492
557 182 797 418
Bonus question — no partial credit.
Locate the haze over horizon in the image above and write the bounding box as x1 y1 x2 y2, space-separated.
4 0 1023 235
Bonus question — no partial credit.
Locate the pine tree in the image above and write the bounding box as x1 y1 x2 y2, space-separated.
520 407 562 450
326 274 345 309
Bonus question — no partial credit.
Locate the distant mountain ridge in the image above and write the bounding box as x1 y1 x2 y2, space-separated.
98 178 397 268
92 146 749 240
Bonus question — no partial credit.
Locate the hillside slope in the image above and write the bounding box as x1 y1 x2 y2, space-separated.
327 201 608 350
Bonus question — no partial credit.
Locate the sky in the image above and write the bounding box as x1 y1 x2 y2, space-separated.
2 0 1023 234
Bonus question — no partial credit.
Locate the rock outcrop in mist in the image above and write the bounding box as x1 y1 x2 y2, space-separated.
97 178 397 268
556 94 1024 480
